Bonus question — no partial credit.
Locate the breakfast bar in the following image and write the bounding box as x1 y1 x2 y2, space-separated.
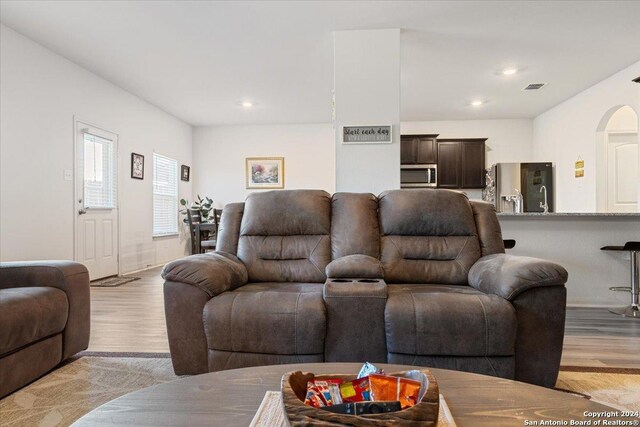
497 212 640 307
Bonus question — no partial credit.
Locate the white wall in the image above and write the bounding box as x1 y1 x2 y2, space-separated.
192 124 335 207
334 29 401 194
533 61 640 212
192 120 533 206
0 25 193 273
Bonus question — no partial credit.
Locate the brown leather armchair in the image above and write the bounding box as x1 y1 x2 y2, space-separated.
162 189 567 388
0 261 91 398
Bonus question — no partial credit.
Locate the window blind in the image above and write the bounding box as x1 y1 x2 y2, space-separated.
153 153 179 237
83 133 117 209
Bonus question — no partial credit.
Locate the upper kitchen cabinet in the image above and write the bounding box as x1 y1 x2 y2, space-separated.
437 138 486 189
436 141 461 188
460 140 486 188
400 134 438 164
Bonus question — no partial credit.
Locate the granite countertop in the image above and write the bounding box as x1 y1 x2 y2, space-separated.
497 212 640 217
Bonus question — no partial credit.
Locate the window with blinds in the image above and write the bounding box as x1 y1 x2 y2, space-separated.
153 153 179 237
83 133 117 209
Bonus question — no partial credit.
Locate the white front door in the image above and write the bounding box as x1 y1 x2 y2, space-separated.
74 121 119 280
607 132 638 212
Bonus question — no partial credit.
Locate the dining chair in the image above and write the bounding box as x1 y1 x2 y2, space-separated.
186 208 217 254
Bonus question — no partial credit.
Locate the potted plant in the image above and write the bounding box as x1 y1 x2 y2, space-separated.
180 195 214 223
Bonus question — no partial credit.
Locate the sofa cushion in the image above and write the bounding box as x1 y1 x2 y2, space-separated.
203 283 325 355
378 190 481 284
0 287 68 356
240 190 331 236
208 350 324 372
0 334 62 399
387 354 515 380
385 284 516 357
237 190 332 283
331 192 380 258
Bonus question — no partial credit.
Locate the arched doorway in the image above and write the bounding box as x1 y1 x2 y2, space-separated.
595 105 639 212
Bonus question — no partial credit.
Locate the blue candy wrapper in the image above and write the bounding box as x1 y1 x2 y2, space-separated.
357 362 383 379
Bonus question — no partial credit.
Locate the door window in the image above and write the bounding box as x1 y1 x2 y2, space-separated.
83 133 117 209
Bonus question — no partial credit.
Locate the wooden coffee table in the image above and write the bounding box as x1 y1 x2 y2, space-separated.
72 363 625 426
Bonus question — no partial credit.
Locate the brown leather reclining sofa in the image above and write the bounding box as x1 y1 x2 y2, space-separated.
162 189 568 388
0 261 90 398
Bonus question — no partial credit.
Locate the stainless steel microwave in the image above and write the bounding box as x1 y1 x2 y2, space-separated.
401 164 437 188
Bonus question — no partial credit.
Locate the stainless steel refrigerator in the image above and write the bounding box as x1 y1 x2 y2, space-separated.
487 162 554 213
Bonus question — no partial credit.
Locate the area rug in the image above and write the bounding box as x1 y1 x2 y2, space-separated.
0 359 638 427
90 276 140 287
0 355 177 427
557 367 640 412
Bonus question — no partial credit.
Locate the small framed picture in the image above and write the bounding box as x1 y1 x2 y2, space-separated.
246 157 285 189
181 165 190 182
131 153 144 180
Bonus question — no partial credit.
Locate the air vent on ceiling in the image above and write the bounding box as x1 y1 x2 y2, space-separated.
522 83 547 91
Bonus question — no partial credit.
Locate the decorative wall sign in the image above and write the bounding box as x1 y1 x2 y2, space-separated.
574 157 584 178
131 153 144 179
246 157 285 189
342 125 392 144
181 165 190 182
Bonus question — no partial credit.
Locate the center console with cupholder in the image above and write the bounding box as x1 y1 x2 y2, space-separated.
323 276 388 363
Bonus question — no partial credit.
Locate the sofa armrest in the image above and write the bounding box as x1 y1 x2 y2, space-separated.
325 254 384 279
324 278 387 299
162 252 247 375
0 260 87 290
323 278 387 362
0 261 90 359
468 254 568 301
161 252 248 298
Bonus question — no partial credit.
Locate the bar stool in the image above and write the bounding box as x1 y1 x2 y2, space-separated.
600 241 640 319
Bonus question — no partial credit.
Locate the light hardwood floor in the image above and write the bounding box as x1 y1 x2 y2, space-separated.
562 307 639 368
89 267 168 353
89 267 640 368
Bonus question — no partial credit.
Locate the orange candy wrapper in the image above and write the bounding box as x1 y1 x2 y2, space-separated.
369 374 421 409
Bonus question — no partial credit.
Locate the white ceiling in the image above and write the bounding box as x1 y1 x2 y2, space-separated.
2 1 640 126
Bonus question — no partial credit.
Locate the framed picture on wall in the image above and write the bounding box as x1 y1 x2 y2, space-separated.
131 153 144 179
181 165 190 182
246 157 285 189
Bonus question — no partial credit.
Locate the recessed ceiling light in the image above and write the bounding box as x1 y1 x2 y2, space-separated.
470 100 484 107
502 68 518 76
241 101 253 108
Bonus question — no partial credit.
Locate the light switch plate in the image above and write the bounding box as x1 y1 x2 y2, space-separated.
63 169 73 181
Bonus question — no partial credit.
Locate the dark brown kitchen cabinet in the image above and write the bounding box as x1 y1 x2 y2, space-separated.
416 137 437 164
436 142 461 188
437 139 486 189
401 134 438 164
400 136 417 164
461 141 486 188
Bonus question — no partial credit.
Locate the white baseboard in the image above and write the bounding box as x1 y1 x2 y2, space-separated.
122 262 166 276
566 303 620 308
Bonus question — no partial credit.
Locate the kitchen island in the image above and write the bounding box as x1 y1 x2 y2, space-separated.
497 212 640 306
